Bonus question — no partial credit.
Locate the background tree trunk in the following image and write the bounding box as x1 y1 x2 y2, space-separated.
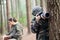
40 0 43 7
0 0 3 34
6 0 10 32
35 0 38 6
42 0 47 12
26 0 31 34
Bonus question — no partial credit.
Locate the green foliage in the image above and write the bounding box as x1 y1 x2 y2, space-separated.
18 0 27 26
19 15 27 26
10 11 16 17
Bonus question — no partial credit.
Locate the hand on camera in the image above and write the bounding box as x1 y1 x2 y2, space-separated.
35 14 41 23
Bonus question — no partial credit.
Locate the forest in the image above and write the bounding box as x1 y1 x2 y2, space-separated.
0 0 60 40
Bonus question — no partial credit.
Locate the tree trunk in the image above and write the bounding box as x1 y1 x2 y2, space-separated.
10 0 13 17
47 0 60 40
42 0 47 12
26 0 31 34
15 0 19 20
6 0 10 32
35 0 38 6
35 0 40 6
40 0 43 7
0 0 3 34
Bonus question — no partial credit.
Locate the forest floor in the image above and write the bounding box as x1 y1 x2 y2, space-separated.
0 27 36 40
22 27 36 40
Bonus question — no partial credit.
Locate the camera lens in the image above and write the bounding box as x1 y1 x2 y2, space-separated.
45 13 49 17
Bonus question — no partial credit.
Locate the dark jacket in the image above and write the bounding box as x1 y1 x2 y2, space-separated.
31 18 49 40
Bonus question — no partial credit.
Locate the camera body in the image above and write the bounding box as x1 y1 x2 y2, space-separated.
37 12 50 19
32 12 50 22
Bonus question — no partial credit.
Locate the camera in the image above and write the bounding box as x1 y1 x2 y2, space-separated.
37 12 50 19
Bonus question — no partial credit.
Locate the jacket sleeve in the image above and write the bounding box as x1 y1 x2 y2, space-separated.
8 27 16 37
16 23 23 35
31 18 40 33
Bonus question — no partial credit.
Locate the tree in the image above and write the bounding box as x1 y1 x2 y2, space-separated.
6 0 10 32
35 0 40 6
2 0 7 34
26 0 31 33
35 0 38 5
40 0 43 7
40 0 60 40
47 0 60 40
0 0 3 34
42 0 47 12
0 0 1 5
15 0 19 20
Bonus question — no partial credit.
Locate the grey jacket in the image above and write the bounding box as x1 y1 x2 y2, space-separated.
8 22 23 38
8 25 17 37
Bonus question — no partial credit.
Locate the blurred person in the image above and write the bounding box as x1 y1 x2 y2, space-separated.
31 6 49 40
3 18 23 40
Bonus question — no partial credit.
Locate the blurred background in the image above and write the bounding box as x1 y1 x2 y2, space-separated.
0 0 60 40
0 0 41 34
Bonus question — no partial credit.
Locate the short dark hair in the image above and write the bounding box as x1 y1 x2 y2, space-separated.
13 18 17 22
8 18 17 22
8 18 13 22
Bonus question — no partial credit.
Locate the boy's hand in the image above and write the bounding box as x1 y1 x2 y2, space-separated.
35 14 41 23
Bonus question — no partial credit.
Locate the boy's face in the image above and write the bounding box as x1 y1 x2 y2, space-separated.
8 21 16 26
8 21 13 26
